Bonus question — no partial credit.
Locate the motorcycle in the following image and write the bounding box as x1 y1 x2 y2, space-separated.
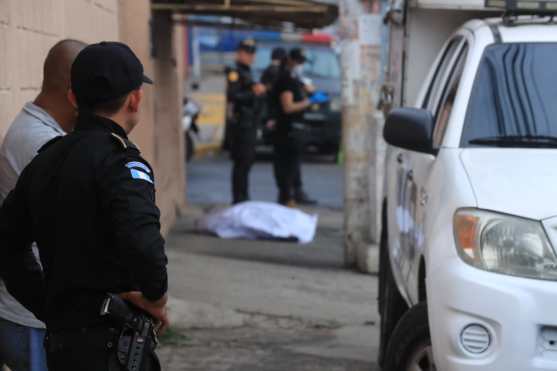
182 97 201 162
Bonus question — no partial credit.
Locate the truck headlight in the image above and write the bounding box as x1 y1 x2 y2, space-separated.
330 97 341 112
454 209 557 280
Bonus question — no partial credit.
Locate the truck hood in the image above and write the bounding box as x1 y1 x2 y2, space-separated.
460 149 557 220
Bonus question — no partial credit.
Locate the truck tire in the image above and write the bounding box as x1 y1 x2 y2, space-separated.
383 302 436 371
378 219 407 366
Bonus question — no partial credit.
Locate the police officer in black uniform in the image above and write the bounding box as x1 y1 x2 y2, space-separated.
273 48 322 206
261 47 287 130
261 47 286 90
0 42 167 371
226 39 266 204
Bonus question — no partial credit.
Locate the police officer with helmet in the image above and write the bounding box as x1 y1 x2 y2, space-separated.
0 41 168 371
226 39 266 204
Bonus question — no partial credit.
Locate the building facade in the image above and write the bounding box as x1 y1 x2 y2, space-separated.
0 0 186 234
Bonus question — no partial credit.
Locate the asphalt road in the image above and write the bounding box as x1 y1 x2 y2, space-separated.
186 154 344 209
158 155 379 371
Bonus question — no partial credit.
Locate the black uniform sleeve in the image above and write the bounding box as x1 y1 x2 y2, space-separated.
275 74 290 97
261 67 273 87
98 150 168 301
0 181 45 320
226 69 255 105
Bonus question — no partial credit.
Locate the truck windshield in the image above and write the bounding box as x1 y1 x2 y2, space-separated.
461 43 557 147
303 48 340 79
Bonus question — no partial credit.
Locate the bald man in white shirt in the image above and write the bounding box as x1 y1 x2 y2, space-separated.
0 38 86 371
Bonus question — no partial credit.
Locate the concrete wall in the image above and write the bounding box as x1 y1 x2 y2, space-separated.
119 0 156 165
152 10 186 234
0 0 186 234
120 3 186 235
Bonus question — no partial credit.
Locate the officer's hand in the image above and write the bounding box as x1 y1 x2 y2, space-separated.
304 84 316 94
252 83 266 96
120 291 170 335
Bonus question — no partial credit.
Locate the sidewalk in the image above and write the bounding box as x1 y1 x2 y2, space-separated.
157 205 380 370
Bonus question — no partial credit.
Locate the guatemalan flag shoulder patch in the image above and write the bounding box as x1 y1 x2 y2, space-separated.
126 162 153 184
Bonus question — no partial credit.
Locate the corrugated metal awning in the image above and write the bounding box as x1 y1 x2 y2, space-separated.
151 0 338 29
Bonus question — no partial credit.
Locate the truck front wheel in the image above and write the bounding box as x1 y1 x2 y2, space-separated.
383 302 436 371
378 221 407 366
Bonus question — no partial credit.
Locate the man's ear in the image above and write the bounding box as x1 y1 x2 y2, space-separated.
128 89 143 113
67 89 78 110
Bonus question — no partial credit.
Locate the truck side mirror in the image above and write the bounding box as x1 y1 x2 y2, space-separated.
383 108 434 154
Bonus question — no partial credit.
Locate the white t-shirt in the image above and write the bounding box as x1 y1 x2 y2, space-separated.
0 102 65 329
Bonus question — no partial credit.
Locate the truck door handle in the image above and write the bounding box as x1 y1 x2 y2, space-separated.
397 153 403 164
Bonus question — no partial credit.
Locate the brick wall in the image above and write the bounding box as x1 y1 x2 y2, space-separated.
0 0 119 138
0 0 186 234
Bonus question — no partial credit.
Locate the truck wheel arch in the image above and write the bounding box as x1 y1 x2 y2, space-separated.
379 199 411 366
418 257 427 302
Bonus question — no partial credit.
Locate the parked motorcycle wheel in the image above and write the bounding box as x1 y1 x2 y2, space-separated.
186 131 194 162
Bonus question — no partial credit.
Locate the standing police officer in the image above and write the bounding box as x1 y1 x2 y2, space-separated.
0 42 168 371
261 47 287 131
273 48 324 206
226 39 266 204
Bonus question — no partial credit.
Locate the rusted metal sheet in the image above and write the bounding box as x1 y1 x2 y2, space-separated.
151 0 338 28
409 0 487 9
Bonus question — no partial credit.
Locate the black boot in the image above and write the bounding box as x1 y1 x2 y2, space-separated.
278 189 296 207
278 193 290 206
294 189 317 205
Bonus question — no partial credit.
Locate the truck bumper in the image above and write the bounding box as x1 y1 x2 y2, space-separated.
428 260 557 371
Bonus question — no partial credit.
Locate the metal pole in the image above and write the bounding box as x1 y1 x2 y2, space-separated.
192 27 202 80
339 0 383 273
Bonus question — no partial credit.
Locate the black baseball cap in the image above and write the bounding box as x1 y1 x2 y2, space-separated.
289 48 307 63
71 41 153 107
237 39 256 54
271 47 287 61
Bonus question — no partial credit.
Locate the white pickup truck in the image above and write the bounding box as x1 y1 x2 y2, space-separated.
379 1 557 370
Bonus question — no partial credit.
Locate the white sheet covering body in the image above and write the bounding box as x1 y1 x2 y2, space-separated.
197 201 318 244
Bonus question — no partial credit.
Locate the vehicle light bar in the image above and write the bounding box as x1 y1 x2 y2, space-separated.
485 0 557 13
302 33 333 44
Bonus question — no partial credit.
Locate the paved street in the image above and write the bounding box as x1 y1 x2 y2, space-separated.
158 156 380 370
186 154 343 209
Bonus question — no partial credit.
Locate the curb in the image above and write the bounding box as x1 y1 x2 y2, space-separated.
193 142 222 158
